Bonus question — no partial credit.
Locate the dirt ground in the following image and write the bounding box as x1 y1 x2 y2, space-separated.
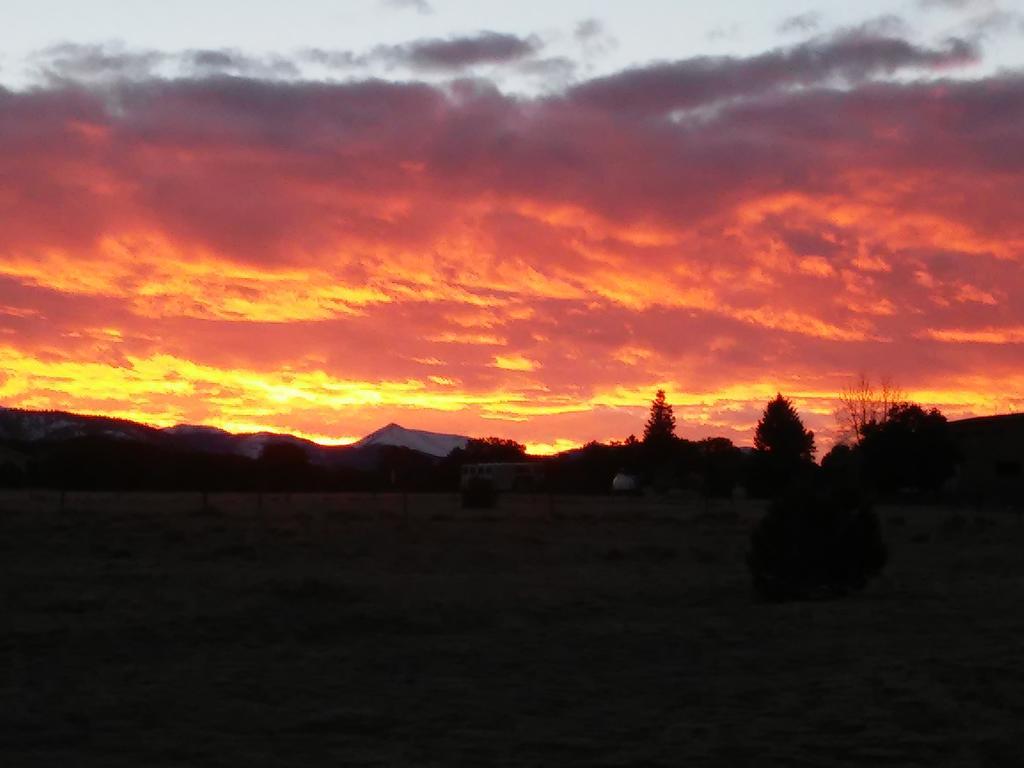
3 490 1024 767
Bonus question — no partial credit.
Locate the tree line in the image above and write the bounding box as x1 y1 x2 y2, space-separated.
0 377 959 501
604 379 959 501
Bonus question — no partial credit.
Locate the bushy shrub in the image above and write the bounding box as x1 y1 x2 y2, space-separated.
747 485 887 601
461 477 497 509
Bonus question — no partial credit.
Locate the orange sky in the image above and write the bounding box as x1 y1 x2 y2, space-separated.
2 30 1023 453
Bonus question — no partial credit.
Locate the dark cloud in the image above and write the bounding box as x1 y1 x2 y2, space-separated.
33 43 166 83
32 43 301 84
567 30 976 114
375 31 542 71
184 49 300 79
3 36 1013 269
33 33 546 84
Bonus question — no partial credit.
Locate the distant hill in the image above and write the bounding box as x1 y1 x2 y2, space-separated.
0 407 471 467
0 407 165 445
160 424 337 463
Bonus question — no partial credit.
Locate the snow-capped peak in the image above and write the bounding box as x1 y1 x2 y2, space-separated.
352 423 468 457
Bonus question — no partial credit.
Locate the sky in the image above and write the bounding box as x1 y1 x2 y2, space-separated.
1 0 1023 453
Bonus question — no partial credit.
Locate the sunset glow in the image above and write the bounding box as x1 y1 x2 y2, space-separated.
2 1 1022 449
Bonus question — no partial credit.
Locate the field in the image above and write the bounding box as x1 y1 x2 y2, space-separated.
4 490 1024 766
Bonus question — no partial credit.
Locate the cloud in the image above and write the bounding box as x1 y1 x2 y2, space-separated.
575 19 605 43
33 43 166 83
566 29 976 114
33 33 548 84
516 57 577 88
184 49 300 78
302 48 361 69
961 9 1024 39
374 31 542 71
32 43 301 84
574 18 617 60
1 31 1022 445
778 12 821 35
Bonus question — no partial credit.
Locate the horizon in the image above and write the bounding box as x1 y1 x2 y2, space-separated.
3 399 1018 459
2 0 1023 450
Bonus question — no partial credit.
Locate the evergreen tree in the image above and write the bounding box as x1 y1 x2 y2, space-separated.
748 394 816 497
754 394 815 461
643 389 677 446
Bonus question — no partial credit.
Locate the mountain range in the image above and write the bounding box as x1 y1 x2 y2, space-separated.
0 406 471 465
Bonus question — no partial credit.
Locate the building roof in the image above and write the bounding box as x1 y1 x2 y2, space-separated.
949 413 1024 432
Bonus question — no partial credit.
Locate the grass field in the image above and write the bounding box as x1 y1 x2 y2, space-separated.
4 490 1024 766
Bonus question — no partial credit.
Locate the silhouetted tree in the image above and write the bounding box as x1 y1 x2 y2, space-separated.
821 443 859 493
748 394 816 497
464 437 527 462
860 403 957 495
755 394 815 461
643 390 678 484
643 390 677 447
836 374 904 444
